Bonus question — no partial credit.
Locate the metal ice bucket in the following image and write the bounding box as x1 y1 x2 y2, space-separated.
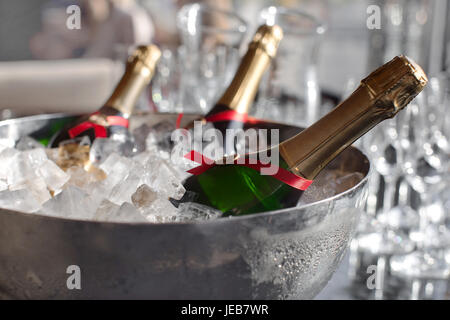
0 113 370 299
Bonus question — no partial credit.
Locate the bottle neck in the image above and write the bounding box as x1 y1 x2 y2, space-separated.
279 84 388 180
104 59 153 118
216 47 271 114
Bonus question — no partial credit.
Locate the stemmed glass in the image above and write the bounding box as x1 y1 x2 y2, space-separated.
396 77 449 241
348 117 417 299
253 6 325 127
349 84 426 299
176 3 247 114
150 46 187 114
388 75 450 299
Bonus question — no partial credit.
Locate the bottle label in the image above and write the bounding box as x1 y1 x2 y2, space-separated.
184 150 313 191
68 112 129 139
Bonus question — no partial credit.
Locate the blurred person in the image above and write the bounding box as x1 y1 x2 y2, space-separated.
30 0 154 59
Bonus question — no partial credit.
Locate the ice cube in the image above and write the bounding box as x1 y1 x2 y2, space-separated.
98 155 133 197
131 184 178 222
141 159 185 200
99 153 133 175
56 142 91 171
132 123 152 152
108 171 142 205
299 170 364 205
131 184 158 209
93 199 120 221
177 202 222 222
144 120 176 152
80 155 135 203
23 148 48 169
298 170 339 204
132 150 153 165
37 159 70 192
45 148 60 163
90 129 138 164
65 166 100 189
90 138 123 164
19 176 52 204
0 189 41 213
169 144 198 180
169 190 199 208
15 136 44 151
110 129 138 157
6 152 37 188
112 202 147 223
144 198 180 223
95 199 148 223
3 150 51 204
0 148 19 180
133 149 169 166
40 186 96 220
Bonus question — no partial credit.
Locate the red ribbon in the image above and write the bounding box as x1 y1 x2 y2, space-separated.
205 109 268 125
205 110 248 123
175 110 265 129
184 150 313 191
176 113 184 129
68 112 129 139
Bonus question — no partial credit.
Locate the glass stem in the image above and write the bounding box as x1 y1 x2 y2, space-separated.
418 192 431 234
382 174 397 213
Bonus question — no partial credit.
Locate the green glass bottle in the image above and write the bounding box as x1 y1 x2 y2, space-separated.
185 24 283 155
49 45 161 147
181 55 428 216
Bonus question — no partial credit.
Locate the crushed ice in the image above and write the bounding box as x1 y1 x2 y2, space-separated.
0 119 362 223
0 121 221 223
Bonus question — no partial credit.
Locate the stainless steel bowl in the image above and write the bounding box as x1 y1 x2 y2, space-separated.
0 113 370 299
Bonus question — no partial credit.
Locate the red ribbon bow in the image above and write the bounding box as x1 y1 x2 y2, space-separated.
184 150 313 191
68 112 129 139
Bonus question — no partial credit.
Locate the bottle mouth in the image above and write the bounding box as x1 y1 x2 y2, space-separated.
128 45 162 73
403 55 428 86
363 55 428 96
249 24 284 58
361 55 428 115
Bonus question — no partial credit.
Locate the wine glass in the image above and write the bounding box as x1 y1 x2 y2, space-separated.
397 78 449 243
150 47 187 114
176 3 247 114
253 6 325 127
390 243 450 299
388 75 450 299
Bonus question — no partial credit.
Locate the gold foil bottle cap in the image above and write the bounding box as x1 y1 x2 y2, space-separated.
128 45 162 76
361 55 428 117
249 24 283 58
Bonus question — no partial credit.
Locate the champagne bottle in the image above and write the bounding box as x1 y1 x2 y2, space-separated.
180 55 428 216
49 45 161 147
186 24 283 155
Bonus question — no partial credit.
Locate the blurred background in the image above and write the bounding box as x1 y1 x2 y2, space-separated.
0 0 449 299
0 0 422 116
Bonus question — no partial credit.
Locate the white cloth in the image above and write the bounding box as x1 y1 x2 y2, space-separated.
0 59 124 115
